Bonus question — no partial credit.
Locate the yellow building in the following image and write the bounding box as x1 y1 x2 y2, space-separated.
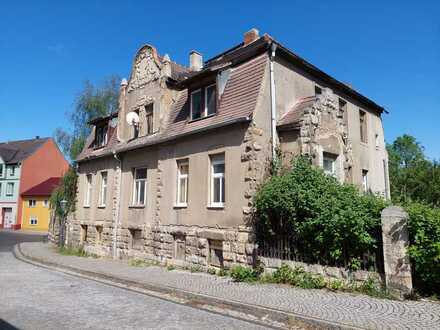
21 178 60 232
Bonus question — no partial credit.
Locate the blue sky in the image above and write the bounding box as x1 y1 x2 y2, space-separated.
0 1 439 158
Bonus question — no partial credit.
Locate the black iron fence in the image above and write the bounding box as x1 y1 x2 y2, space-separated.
257 236 384 273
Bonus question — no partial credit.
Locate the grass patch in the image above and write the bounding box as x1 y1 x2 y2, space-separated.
128 258 158 267
166 264 176 271
58 246 97 258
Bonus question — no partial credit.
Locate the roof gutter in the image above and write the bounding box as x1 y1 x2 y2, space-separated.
269 42 278 161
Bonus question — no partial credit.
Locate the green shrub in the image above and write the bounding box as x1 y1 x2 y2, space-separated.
254 157 388 267
217 268 228 277
229 265 259 282
58 246 96 258
271 264 326 289
207 267 217 275
405 202 440 294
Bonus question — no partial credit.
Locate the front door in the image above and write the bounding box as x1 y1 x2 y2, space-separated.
3 208 13 229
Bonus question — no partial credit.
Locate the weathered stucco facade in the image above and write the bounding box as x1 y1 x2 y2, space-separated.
69 29 390 270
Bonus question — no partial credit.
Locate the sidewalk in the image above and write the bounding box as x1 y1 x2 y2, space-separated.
15 242 440 330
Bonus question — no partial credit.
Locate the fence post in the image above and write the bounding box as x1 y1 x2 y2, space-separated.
381 206 413 297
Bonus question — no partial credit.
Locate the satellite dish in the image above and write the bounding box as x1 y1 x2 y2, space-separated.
126 112 140 126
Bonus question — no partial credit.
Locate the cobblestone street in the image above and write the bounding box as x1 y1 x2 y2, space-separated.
18 239 440 330
0 231 269 330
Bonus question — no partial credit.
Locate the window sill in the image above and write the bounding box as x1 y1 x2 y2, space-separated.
92 145 106 151
97 205 106 209
128 205 145 209
174 204 188 209
207 204 225 210
83 205 91 208
188 113 216 123
360 142 368 147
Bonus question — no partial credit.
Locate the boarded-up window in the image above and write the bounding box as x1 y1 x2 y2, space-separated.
209 240 224 268
173 234 186 261
359 110 367 143
130 229 143 249
145 104 154 135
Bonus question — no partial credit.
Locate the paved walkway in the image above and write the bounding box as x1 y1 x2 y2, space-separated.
19 242 440 330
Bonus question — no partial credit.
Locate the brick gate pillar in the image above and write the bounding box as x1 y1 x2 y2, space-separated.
381 206 413 297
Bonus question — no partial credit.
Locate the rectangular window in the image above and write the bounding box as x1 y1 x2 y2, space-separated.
43 200 49 208
323 153 337 177
0 183 2 195
176 160 189 206
210 154 225 207
133 168 147 206
362 170 369 193
315 85 322 95
29 217 38 225
375 133 380 149
209 240 224 268
6 182 14 196
28 200 36 208
360 110 367 143
95 124 108 147
130 229 143 249
145 104 154 135
190 89 202 120
84 174 92 207
99 171 108 207
133 109 140 139
205 84 217 116
80 225 88 243
0 165 3 177
96 226 103 244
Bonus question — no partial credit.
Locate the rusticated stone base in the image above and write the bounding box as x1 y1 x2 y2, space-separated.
67 221 257 270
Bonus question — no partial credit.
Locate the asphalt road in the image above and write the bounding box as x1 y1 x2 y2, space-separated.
0 230 268 330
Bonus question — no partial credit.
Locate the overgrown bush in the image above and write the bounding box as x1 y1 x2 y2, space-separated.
271 264 326 289
253 157 388 268
405 202 440 294
229 265 259 282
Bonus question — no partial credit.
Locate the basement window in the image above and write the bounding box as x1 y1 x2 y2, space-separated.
96 226 103 244
130 229 143 249
29 217 38 225
80 225 88 243
173 234 186 261
209 240 224 268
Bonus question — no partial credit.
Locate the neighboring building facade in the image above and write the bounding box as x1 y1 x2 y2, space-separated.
21 178 60 231
0 137 69 229
70 29 390 268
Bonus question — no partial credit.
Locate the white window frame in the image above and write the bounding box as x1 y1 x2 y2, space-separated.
28 200 36 208
176 160 189 207
190 88 202 121
0 165 3 177
6 182 13 196
323 153 337 177
84 174 92 207
29 217 38 225
204 84 217 116
209 155 225 208
10 166 15 177
362 170 369 193
43 200 49 208
99 171 108 207
132 168 147 206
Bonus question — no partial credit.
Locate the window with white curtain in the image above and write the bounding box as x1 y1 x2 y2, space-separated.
84 174 92 207
99 171 108 207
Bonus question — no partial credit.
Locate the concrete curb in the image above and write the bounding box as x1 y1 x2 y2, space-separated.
13 243 362 330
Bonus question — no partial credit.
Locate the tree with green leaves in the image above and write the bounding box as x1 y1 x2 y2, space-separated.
55 75 120 162
387 134 440 207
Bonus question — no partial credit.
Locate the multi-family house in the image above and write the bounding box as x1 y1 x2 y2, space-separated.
70 29 390 269
0 137 68 230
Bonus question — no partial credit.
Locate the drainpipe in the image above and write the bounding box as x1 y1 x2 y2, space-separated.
112 151 122 259
269 42 278 160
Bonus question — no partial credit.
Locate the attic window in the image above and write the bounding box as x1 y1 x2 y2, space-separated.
315 86 322 95
190 84 217 121
95 124 108 148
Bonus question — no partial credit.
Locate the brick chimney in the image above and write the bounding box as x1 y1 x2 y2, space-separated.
244 28 260 45
190 50 203 71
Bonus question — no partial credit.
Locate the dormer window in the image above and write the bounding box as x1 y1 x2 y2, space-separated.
95 124 108 148
190 84 217 121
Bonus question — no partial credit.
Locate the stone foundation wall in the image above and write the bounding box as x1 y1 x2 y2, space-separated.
261 257 382 284
70 221 257 269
